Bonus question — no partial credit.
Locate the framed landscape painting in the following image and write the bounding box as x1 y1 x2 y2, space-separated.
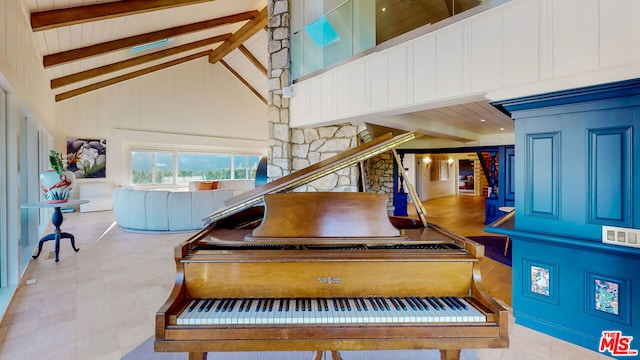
66 138 106 178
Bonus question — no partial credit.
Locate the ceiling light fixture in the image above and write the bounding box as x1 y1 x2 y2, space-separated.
480 119 486 122
382 7 386 11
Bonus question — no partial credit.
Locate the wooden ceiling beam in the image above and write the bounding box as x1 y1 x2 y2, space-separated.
209 7 268 64
44 11 258 68
51 34 231 89
238 45 267 76
55 51 212 102
32 0 217 31
220 60 267 105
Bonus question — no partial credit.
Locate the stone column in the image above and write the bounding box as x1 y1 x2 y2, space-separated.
267 0 292 179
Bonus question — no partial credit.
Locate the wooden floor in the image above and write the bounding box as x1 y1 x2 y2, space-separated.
0 194 612 359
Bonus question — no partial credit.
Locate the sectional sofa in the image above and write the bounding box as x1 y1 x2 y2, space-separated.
112 187 234 232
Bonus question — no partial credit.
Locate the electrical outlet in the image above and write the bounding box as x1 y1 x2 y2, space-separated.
602 226 640 249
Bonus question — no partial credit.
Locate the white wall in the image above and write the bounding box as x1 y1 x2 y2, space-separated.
0 0 56 316
0 0 55 131
290 0 640 128
55 58 268 187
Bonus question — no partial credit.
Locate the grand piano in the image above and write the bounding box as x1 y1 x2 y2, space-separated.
155 131 509 360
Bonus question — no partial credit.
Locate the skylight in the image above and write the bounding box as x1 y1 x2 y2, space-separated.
305 17 340 47
130 39 173 54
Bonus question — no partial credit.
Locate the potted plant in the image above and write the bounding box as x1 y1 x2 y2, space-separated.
40 150 75 203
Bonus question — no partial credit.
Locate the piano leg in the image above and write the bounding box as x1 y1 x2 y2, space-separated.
188 352 207 360
313 351 343 360
440 349 461 360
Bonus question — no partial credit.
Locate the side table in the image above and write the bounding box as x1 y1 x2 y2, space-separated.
21 199 89 262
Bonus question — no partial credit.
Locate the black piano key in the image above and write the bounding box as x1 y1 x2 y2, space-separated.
440 297 454 309
187 299 200 312
345 298 352 311
432 297 446 309
267 298 275 312
339 298 346 311
413 297 425 310
315 299 322 312
451 296 468 310
332 298 339 311
416 297 429 310
261 299 269 312
425 297 439 310
255 298 263 312
238 298 248 312
215 298 227 312
245 298 254 312
307 298 312 311
197 299 209 312
205 298 216 312
379 297 391 311
322 298 329 311
225 298 235 312
368 297 379 311
284 298 290 312
277 298 284 312
444 297 460 310
359 297 368 311
295 298 300 311
405 297 418 310
354 298 362 311
389 297 400 310
396 297 408 310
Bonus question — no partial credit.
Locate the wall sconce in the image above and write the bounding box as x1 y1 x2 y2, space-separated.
423 157 431 166
448 158 454 165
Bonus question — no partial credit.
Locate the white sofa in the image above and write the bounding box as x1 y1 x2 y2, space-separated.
113 188 234 231
79 182 114 212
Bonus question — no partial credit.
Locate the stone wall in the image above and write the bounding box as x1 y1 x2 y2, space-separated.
267 0 292 179
290 125 362 192
366 153 394 195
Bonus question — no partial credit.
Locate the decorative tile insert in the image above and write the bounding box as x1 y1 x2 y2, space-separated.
523 258 559 304
531 265 551 296
585 272 630 325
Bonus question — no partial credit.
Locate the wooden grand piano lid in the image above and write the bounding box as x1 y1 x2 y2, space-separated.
245 192 404 241
202 130 422 226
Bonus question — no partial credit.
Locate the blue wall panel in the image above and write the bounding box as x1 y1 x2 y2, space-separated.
526 133 559 218
588 127 633 227
490 78 640 358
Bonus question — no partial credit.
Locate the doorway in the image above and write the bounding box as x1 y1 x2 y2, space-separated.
458 159 474 194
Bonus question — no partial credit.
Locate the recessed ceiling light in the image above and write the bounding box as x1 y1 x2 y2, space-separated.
500 128 505 131
382 7 386 11
480 119 486 122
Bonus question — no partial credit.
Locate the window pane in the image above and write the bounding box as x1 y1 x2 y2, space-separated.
131 151 152 184
178 153 231 183
234 155 247 179
155 152 174 184
247 155 260 179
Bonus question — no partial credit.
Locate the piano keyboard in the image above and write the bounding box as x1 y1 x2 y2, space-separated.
177 296 486 325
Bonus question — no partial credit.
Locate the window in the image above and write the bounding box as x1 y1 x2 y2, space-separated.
177 153 231 184
131 151 174 185
131 150 261 186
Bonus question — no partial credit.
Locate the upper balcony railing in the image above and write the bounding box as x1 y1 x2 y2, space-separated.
291 0 503 81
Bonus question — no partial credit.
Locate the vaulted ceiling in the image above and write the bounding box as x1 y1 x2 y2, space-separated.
20 0 513 141
22 0 268 103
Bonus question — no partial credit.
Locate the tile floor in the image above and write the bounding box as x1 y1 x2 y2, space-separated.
0 195 613 359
